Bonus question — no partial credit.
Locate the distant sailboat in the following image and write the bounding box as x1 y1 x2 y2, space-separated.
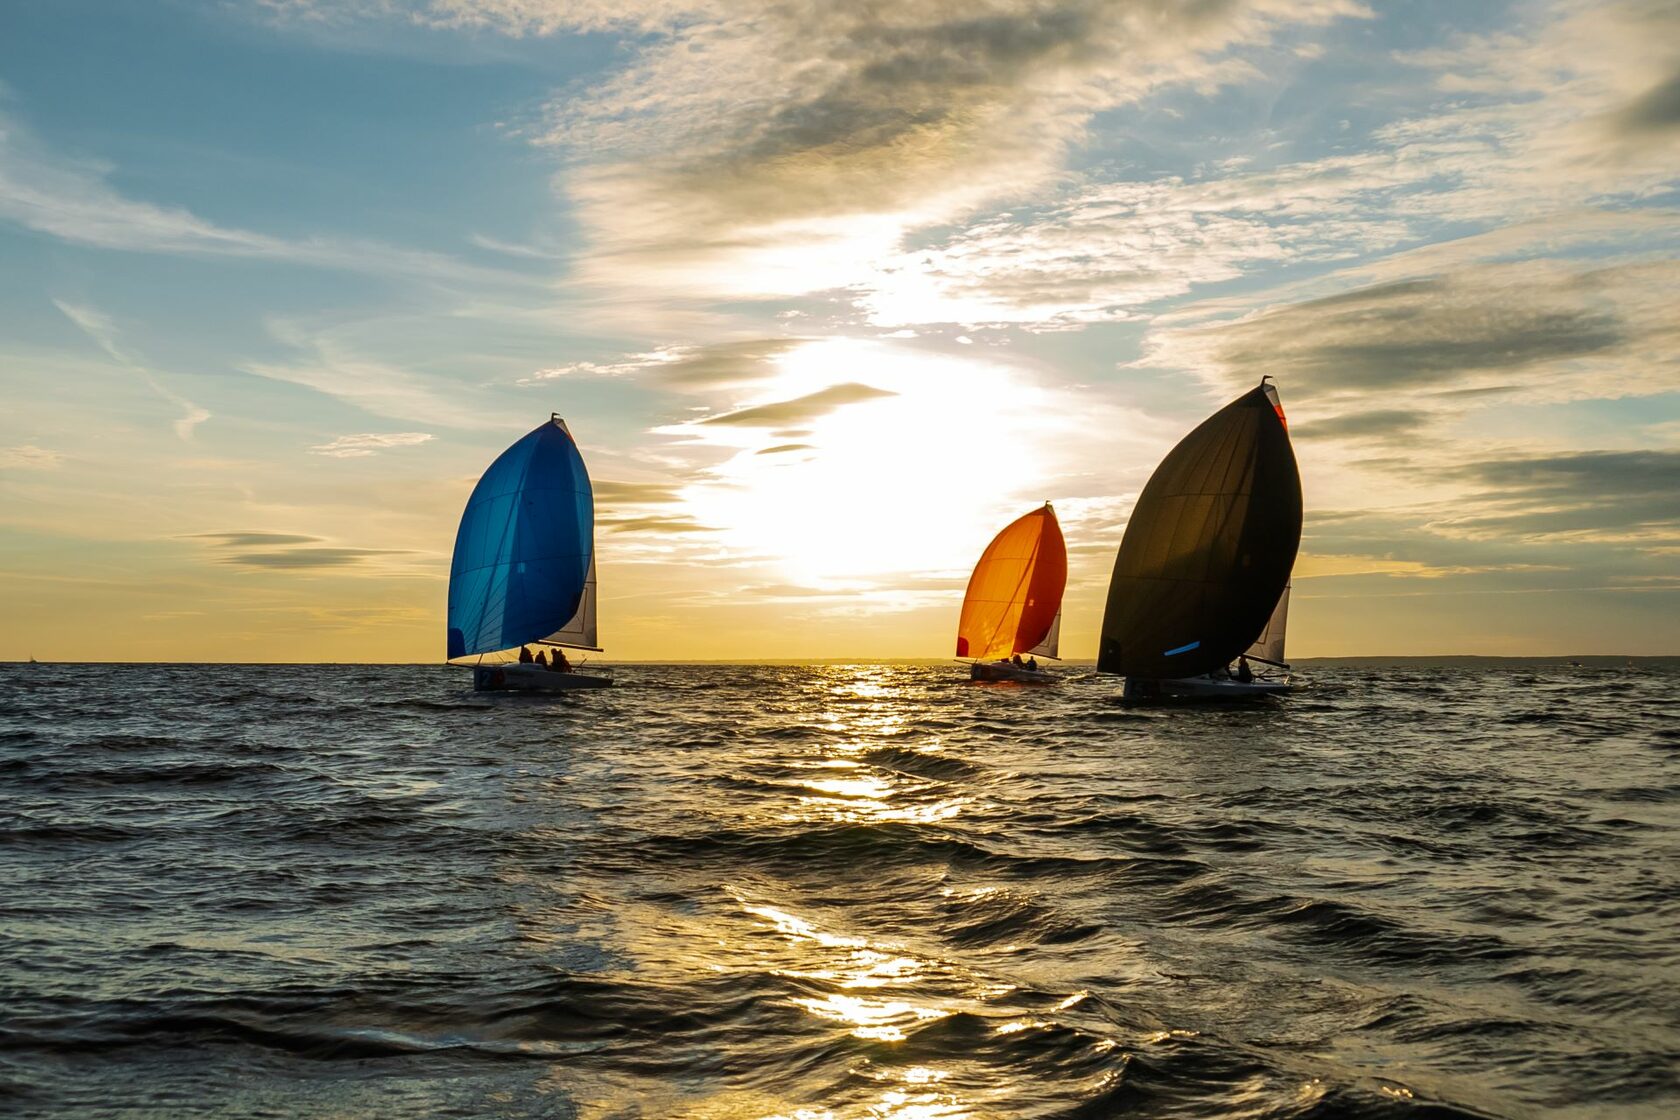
957 502 1067 683
446 415 611 692
1097 380 1302 701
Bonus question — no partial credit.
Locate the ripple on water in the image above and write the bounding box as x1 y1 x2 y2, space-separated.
1 660 1677 1118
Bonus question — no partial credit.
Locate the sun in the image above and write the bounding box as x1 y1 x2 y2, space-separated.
674 338 1065 588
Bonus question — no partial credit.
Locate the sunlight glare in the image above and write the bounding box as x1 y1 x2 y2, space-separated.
675 339 1064 586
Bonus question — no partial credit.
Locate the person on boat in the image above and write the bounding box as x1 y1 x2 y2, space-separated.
1011 654 1024 667
518 645 534 663
1235 656 1254 683
534 649 548 667
1026 656 1039 671
551 649 572 672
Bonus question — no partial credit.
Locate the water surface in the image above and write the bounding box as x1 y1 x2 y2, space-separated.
2 662 1677 1118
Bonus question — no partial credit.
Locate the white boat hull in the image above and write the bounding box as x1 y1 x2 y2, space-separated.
1124 674 1292 702
970 661 1057 684
471 664 612 692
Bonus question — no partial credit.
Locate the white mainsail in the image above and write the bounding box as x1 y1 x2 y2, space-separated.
1244 582 1290 666
1026 610 1062 660
542 554 600 651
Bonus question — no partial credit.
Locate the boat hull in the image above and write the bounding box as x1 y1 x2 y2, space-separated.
970 661 1057 684
472 664 612 692
1123 675 1291 703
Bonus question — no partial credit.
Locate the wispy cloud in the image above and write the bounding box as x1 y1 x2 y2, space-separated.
698 382 896 428
1143 258 1679 411
189 531 326 548
526 339 801 389
510 0 1373 303
245 326 507 430
1291 410 1430 444
598 513 718 534
220 547 413 570
53 300 211 440
0 107 513 284
187 529 416 571
842 0 1680 330
309 432 435 457
1439 450 1680 543
0 445 65 470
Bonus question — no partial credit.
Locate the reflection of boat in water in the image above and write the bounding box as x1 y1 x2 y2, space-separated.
1097 379 1302 703
956 503 1066 685
446 415 611 692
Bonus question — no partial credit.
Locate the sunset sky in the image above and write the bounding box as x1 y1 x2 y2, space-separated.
1 0 1676 661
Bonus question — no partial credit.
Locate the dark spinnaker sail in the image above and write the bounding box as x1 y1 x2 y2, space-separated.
1097 382 1301 680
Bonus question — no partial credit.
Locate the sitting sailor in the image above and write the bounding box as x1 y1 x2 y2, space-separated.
533 649 548 667
518 645 534 663
1235 656 1254 683
1026 656 1039 671
551 649 571 673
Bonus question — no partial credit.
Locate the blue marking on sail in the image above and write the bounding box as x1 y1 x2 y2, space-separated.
1164 641 1201 656
447 419 592 658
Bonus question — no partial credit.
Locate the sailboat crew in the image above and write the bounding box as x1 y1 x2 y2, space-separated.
551 649 571 673
1235 656 1253 683
518 646 534 663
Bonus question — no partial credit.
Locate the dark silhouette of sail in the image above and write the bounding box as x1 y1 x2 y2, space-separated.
1097 382 1301 680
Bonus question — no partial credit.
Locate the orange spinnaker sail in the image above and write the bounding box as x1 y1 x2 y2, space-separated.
955 503 1068 661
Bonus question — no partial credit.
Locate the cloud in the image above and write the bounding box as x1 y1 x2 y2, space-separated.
755 443 814 455
190 531 326 548
220 547 414 570
244 326 508 430
598 514 717 534
0 445 65 470
1290 410 1429 443
1614 69 1680 136
517 0 1372 301
647 339 804 389
592 479 687 506
0 108 513 285
186 530 414 570
1439 450 1680 541
837 0 1680 329
53 300 211 440
1143 259 1680 408
527 339 801 390
309 432 435 457
699 383 896 427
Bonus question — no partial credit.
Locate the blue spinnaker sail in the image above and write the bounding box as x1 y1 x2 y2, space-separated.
447 417 592 659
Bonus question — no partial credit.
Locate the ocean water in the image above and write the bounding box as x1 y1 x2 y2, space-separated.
2 662 1677 1119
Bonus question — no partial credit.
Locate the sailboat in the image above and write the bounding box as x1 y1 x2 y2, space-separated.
957 502 1067 683
1097 379 1302 701
446 414 611 692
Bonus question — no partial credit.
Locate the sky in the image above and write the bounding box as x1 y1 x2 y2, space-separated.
0 0 1676 662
